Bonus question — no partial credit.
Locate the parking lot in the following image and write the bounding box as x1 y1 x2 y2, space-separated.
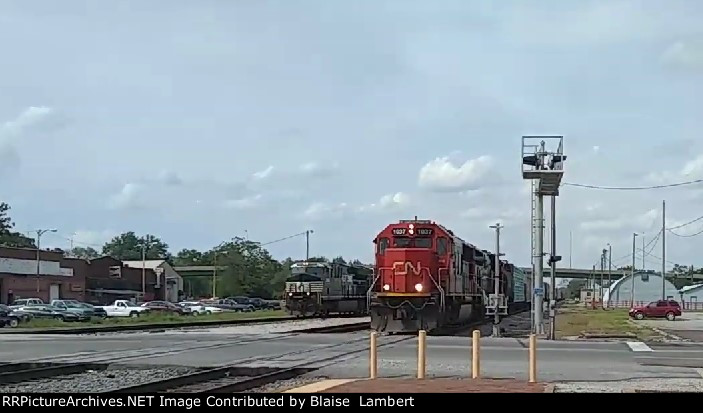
634 312 703 342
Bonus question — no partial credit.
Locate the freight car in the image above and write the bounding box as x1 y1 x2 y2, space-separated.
368 219 529 333
284 261 371 317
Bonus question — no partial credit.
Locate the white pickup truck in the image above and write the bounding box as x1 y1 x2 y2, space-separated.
97 300 150 318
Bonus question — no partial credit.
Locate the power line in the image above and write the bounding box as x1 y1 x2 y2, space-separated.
668 213 703 230
668 226 703 238
563 178 703 190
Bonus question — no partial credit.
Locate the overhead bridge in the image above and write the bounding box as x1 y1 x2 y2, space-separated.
175 265 703 282
520 267 703 281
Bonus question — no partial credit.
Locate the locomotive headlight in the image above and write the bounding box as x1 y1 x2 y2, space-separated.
382 284 390 291
414 283 423 292
408 229 414 235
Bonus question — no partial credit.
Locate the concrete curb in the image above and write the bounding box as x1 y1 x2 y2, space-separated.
544 384 556 393
284 379 360 393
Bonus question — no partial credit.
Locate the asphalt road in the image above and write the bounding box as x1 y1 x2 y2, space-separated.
635 312 703 342
2 328 703 384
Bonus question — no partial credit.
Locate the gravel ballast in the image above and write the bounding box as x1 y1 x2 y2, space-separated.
0 367 198 393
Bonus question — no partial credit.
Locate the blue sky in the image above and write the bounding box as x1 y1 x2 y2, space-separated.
1 0 702 270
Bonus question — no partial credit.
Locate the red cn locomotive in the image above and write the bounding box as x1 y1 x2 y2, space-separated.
369 218 523 333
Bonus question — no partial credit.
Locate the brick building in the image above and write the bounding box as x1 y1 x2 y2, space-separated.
85 257 161 305
0 247 162 305
0 246 85 304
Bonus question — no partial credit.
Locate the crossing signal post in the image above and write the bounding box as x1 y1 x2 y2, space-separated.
522 136 566 335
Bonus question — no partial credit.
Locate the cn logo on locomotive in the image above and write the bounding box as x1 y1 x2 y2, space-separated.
392 261 423 276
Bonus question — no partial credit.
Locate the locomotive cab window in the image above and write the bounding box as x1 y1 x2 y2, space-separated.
437 237 447 255
393 237 412 247
414 237 432 248
378 237 389 255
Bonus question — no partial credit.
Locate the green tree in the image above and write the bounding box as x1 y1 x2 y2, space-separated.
174 248 214 266
0 202 36 248
102 232 170 260
68 246 100 259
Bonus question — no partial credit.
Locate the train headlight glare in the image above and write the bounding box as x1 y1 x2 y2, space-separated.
383 284 390 291
415 283 423 292
288 292 293 297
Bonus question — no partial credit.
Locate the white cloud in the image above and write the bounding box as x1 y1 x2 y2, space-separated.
661 41 703 71
0 106 56 173
681 154 703 177
252 166 274 180
418 155 493 192
71 229 118 250
300 161 340 177
108 183 145 210
223 194 262 210
0 106 54 139
303 202 349 220
156 169 183 186
359 192 411 213
592 146 600 153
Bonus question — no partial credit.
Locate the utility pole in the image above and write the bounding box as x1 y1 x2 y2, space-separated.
489 223 504 337
607 244 612 308
591 264 596 309
662 200 666 300
600 249 606 308
305 230 311 260
548 196 560 340
631 233 638 307
569 231 572 269
642 234 645 271
34 228 57 293
141 241 146 298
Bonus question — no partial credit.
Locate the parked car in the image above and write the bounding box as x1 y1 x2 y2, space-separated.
9 298 44 309
178 301 222 315
226 297 257 311
141 301 188 315
17 305 90 322
248 297 281 310
0 304 32 323
0 304 21 328
51 300 101 319
211 299 254 312
629 300 682 321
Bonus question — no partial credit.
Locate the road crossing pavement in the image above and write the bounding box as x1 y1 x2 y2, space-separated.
1 330 703 384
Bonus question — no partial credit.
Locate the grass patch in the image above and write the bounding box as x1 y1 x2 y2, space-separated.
17 309 287 330
555 306 659 340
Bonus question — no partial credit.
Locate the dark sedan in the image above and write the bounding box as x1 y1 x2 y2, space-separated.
16 305 90 322
0 304 21 328
141 301 188 315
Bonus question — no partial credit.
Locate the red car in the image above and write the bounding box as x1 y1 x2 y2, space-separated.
629 300 681 321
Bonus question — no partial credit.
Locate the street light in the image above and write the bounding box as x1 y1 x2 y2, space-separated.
35 229 58 292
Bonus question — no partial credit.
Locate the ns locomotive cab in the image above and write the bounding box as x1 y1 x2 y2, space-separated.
284 261 370 317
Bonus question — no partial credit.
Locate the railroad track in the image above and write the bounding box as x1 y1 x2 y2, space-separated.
106 334 414 393
0 362 107 385
1 321 374 387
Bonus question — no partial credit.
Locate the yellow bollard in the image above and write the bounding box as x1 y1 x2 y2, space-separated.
472 329 480 379
528 334 537 383
417 330 426 379
369 332 378 379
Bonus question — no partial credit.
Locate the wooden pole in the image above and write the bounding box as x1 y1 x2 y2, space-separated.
417 330 426 379
369 332 377 379
528 334 537 383
472 329 480 378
